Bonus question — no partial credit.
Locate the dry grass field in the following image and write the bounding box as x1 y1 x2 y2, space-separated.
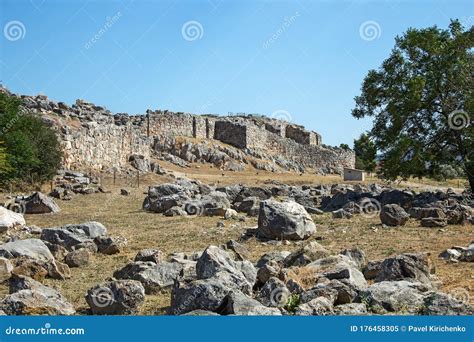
0 166 472 315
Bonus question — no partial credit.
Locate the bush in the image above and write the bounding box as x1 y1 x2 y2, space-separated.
0 92 61 185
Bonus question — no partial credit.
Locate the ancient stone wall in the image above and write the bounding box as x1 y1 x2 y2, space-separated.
7 88 354 174
213 121 247 149
264 133 354 174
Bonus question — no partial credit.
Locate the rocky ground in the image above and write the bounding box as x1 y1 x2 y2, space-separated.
0 168 472 316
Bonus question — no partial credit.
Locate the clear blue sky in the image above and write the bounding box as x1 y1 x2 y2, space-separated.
1 0 472 146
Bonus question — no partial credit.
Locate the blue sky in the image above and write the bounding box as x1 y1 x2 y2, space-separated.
0 0 472 146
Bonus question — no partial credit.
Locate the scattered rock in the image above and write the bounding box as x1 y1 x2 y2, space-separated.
23 192 61 214
0 207 26 232
64 249 90 267
257 200 316 240
380 204 409 226
85 280 145 315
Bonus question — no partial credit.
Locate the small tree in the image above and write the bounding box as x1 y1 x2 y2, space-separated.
339 143 350 150
352 20 473 189
0 92 62 184
353 133 377 172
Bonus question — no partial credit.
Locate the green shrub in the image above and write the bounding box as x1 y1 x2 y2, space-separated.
0 92 61 185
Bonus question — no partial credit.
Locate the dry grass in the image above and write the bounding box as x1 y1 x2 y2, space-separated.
0 169 472 314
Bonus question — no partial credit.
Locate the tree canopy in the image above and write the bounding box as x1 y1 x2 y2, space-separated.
352 20 473 189
0 91 62 185
353 133 377 172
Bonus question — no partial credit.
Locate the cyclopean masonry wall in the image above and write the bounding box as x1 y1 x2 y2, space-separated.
5 88 355 173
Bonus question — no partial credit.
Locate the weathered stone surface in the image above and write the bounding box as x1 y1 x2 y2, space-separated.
380 204 409 226
257 200 316 240
256 251 291 268
85 280 145 315
0 257 13 282
65 249 90 267
218 291 281 316
0 239 54 262
284 241 330 267
257 277 290 307
41 222 107 250
0 277 75 315
170 272 243 315
196 246 256 289
438 249 462 261
94 236 121 255
339 247 367 270
23 192 60 214
375 253 433 286
360 281 429 313
363 260 383 280
12 258 49 281
421 292 474 315
256 261 280 285
300 284 338 304
225 240 250 261
332 209 352 219
236 197 260 216
333 303 368 315
0 206 26 232
113 261 183 294
420 217 448 227
294 296 334 316
135 248 163 263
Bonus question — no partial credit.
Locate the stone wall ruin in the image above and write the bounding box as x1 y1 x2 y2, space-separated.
3 88 355 174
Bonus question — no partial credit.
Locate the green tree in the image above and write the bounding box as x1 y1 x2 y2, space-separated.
0 91 62 184
353 133 377 172
0 141 10 175
352 20 474 189
339 143 350 150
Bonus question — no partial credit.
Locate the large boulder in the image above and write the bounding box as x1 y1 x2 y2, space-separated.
170 271 245 315
360 281 429 314
0 206 26 232
0 239 54 262
40 222 107 250
0 277 75 315
257 200 316 240
85 280 145 315
375 253 433 287
196 246 256 290
421 292 474 315
113 261 184 294
23 192 60 214
218 291 281 316
142 183 191 213
380 204 409 226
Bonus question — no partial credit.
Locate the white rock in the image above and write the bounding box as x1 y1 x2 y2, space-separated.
0 206 26 232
